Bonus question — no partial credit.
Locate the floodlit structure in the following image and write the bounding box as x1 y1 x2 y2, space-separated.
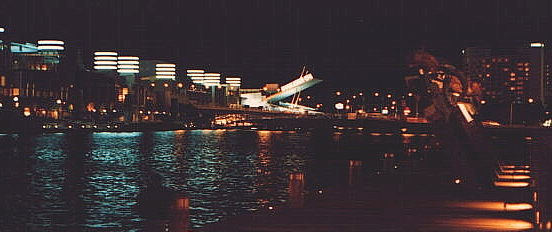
117 56 139 74
225 77 241 87
203 73 221 87
187 70 205 86
156 63 176 79
241 70 322 113
94 51 118 70
37 40 64 51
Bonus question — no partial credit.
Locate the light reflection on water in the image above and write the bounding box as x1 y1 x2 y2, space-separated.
0 130 429 230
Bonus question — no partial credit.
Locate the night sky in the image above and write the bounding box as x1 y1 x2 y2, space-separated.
2 0 552 90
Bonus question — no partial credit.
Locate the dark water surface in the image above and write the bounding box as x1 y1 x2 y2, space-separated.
0 129 433 231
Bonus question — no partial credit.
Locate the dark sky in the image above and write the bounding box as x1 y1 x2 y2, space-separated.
2 0 552 90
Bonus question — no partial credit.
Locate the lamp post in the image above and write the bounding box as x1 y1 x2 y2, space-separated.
509 102 514 125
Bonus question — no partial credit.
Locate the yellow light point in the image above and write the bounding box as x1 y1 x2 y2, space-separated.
454 179 461 184
494 181 530 187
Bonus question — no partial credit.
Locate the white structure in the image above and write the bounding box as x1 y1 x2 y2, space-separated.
225 77 241 87
156 63 176 79
94 51 118 70
203 73 221 87
37 40 64 51
187 70 205 85
117 56 139 74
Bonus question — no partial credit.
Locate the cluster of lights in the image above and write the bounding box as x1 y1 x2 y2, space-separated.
117 56 139 74
187 70 205 85
37 40 65 51
94 52 118 70
203 73 221 87
225 77 241 87
156 63 176 79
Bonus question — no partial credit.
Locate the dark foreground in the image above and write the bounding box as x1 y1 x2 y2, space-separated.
203 129 552 232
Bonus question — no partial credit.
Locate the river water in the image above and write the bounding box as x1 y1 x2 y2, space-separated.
0 129 434 231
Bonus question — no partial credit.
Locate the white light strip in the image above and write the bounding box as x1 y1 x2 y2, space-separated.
118 56 139 60
156 76 176 79
117 65 139 69
156 67 176 71
156 71 176 75
117 69 139 73
94 56 118 61
204 73 221 77
117 60 140 65
94 65 118 70
156 64 176 68
531 42 545 48
187 73 204 77
38 40 64 45
187 70 205 73
229 84 241 87
38 45 64 50
226 77 241 81
94 52 118 56
94 61 117 65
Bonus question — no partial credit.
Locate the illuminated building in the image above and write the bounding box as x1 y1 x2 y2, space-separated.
0 38 69 119
464 45 550 105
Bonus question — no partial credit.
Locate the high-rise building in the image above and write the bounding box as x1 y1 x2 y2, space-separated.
463 44 550 106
